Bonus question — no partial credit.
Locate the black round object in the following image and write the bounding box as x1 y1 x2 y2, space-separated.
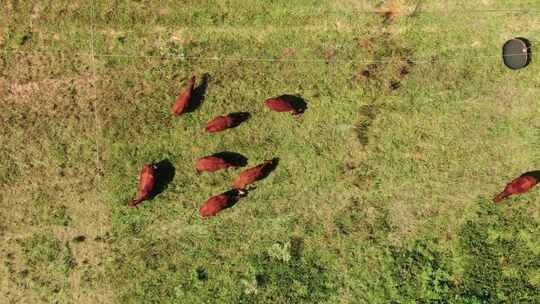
502 38 531 70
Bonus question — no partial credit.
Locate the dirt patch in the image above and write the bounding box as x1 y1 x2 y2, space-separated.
322 48 336 62
356 56 413 91
355 104 378 147
282 47 296 57
4 76 93 119
351 24 414 150
0 53 95 128
355 63 375 82
8 77 90 99
376 0 402 23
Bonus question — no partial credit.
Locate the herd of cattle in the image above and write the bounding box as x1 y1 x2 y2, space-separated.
127 75 305 217
127 75 539 218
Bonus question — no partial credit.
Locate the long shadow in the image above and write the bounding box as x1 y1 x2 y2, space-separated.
212 152 248 167
221 189 248 211
259 157 280 180
149 159 175 199
521 170 540 179
228 112 251 128
277 94 307 115
186 73 209 113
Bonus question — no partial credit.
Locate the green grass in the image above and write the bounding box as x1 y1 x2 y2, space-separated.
2 0 540 303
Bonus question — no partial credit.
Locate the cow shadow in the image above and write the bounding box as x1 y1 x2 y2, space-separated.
186 73 210 113
149 159 175 199
212 152 248 167
521 170 540 179
259 157 279 180
224 188 247 210
277 94 307 115
228 112 251 128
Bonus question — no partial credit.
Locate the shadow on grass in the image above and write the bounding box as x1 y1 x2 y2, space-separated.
277 94 308 115
223 188 247 210
149 159 175 199
260 157 279 180
520 170 540 179
212 152 248 167
228 112 251 128
186 73 210 113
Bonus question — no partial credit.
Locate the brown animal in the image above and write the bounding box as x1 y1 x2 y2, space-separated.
205 115 234 133
265 97 301 116
128 164 156 208
172 76 196 116
233 160 275 189
493 171 540 203
200 189 246 217
196 155 238 172
204 112 250 133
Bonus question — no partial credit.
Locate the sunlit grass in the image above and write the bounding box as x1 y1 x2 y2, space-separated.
1 0 540 303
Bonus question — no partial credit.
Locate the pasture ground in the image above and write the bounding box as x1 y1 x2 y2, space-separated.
1 1 540 303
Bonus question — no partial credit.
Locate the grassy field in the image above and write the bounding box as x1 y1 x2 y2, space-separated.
2 0 540 303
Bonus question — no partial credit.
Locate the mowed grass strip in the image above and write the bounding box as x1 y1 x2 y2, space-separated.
0 50 111 303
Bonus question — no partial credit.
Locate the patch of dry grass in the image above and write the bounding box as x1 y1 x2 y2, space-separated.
0 52 110 303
